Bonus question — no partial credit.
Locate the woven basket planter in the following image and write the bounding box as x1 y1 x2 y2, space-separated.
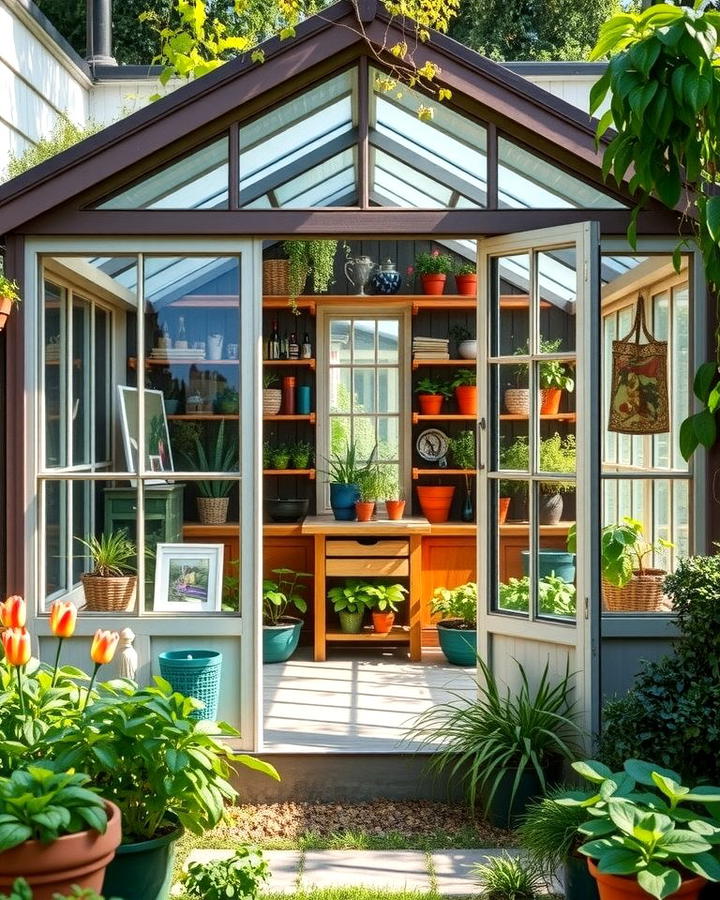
81 574 137 612
197 497 230 525
602 569 666 612
263 389 282 416
504 388 530 415
263 260 289 295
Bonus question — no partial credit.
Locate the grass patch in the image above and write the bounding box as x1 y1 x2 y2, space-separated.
262 891 439 900
295 826 494 851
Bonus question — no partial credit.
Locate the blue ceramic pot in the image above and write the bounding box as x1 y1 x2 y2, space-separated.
437 622 476 666
263 618 302 663
521 550 576 583
371 260 402 295
330 482 360 520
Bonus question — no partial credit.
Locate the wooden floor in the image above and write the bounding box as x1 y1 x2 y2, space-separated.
262 647 477 753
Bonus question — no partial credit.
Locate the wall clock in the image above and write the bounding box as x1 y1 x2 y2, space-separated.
416 428 449 463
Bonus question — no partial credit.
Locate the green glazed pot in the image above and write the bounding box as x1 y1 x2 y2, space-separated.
338 609 364 633
263 618 302 663
102 825 182 900
436 621 476 666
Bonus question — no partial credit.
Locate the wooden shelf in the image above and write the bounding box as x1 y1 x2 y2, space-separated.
264 413 316 423
413 468 474 479
129 357 238 368
412 359 474 369
500 413 576 422
263 358 316 370
412 413 476 424
325 626 411 643
168 414 238 420
263 468 316 479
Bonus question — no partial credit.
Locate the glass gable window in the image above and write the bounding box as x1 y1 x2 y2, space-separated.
96 138 229 210
498 137 626 210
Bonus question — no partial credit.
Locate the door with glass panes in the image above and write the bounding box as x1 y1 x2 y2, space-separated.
477 223 600 736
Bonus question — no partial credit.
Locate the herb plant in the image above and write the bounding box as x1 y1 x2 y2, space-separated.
449 429 476 470
414 376 451 397
451 368 477 388
430 581 477 627
182 847 270 900
289 441 312 469
0 275 20 305
76 531 135 577
355 465 385 502
365 582 408 612
262 567 310 626
498 575 576 617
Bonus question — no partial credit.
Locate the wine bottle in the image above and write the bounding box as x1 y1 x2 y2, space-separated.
301 331 312 359
269 319 280 360
288 330 299 360
176 316 188 349
280 332 289 360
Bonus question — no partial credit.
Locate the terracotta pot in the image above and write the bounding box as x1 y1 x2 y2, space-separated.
0 296 14 332
455 274 477 296
0 801 122 900
421 274 446 295
385 499 406 520
499 496 511 524
372 610 395 633
355 500 375 522
418 393 444 415
417 485 455 523
541 388 563 415
587 860 706 900
455 384 477 416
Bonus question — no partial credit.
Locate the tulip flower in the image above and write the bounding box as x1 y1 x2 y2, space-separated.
49 600 77 687
82 629 119 711
0 595 26 629
1 627 30 715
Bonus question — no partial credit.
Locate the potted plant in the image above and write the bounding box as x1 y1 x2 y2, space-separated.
328 579 374 633
270 444 291 470
365 582 407 633
451 368 477 416
355 465 383 522
283 240 338 312
539 339 575 415
595 517 673 612
412 250 454 295
538 433 576 524
384 482 406 521
262 567 311 663
289 441 312 470
0 274 20 332
416 484 456 523
214 386 239 415
77 531 137 613
450 324 476 359
454 263 477 297
0 766 121 900
410 658 582 828
181 847 270 900
415 376 451 415
263 372 281 416
430 581 477 666
498 575 576 617
498 438 530 523
184 422 238 525
321 443 374 521
449 429 476 522
560 758 720 900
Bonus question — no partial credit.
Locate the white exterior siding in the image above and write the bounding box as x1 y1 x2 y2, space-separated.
88 79 165 126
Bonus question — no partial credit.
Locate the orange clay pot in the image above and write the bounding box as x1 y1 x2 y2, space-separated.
499 496 511 524
372 611 395 634
418 393 444 415
417 486 455 523
454 385 477 416
587 860 706 900
385 499 406 520
355 501 375 522
421 274 446 295
540 388 563 415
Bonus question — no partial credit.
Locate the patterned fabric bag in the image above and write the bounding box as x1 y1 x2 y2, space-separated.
608 293 669 434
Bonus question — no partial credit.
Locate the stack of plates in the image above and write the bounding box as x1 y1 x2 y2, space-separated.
149 348 206 361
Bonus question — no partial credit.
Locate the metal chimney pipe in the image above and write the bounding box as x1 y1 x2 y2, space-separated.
86 0 116 67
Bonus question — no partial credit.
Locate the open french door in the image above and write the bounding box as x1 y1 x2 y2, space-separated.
477 223 600 737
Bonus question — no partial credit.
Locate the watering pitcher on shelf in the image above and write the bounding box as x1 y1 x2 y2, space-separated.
344 255 376 296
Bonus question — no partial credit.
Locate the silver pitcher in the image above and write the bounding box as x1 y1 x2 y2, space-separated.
344 255 376 296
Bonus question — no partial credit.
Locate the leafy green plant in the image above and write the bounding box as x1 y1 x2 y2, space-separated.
590 517 673 587
560 758 720 899
451 368 477 388
413 250 454 276
184 420 239 498
517 785 591 875
453 264 476 277
408 657 582 817
364 582 408 613
270 444 291 469
215 387 239 414
355 465 385 502
289 441 313 469
263 371 279 389
538 433 575 494
328 580 375 615
0 275 20 304
76 530 135 577
473 853 547 900
498 575 576 617
0 765 108 851
449 429 476 470
538 339 575 392
182 847 270 900
321 442 375 485
414 376 451 397
0 880 107 900
430 581 477 627
283 240 338 302
263 567 310 626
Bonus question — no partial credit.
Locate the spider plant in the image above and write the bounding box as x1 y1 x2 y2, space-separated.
473 853 547 900
76 530 136 576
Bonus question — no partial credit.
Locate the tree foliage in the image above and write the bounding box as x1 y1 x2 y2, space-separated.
4 117 100 183
449 0 631 62
589 1 720 459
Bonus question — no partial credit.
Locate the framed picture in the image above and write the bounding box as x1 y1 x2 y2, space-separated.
153 544 224 613
118 386 174 483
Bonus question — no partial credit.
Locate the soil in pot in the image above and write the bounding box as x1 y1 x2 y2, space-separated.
372 611 395 634
455 274 477 296
541 388 563 415
587 859 706 900
454 385 477 416
437 620 476 666
263 617 303 663
103 824 183 900
498 497 511 524
421 274 446 295
338 609 364 633
538 492 563 525
418 393 444 415
355 500 375 522
385 499 405 520
0 801 121 900
417 486 455 523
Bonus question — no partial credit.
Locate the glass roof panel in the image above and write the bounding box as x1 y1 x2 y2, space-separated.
239 69 358 208
372 149 457 208
95 138 228 210
498 137 626 210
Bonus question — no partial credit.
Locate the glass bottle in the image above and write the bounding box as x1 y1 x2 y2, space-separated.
158 322 171 350
301 331 312 359
176 316 188 349
268 320 280 360
288 331 299 360
280 332 289 360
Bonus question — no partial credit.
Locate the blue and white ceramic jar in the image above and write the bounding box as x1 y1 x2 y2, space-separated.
371 259 402 295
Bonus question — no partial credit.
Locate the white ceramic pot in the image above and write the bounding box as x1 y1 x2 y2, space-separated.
207 333 224 360
458 340 477 359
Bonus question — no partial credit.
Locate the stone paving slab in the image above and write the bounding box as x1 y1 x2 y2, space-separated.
301 850 431 892
431 849 500 896
186 849 301 894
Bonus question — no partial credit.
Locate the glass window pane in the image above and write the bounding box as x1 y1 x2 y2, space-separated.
378 321 399 364
330 320 351 363
377 417 399 462
352 320 376 363
490 254 530 357
72 297 91 466
377 367 399 413
329 368 351 413
353 369 375 413
44 281 66 468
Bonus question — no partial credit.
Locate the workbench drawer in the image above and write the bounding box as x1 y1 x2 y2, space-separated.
326 557 410 577
326 539 409 558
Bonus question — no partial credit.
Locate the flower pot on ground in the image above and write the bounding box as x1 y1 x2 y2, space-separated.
263 373 282 415
451 369 477 415
366 583 407 634
431 581 477 666
103 825 183 900
417 485 455 523
262 567 310 663
0 767 121 900
328 579 374 633
0 275 20 332
412 249 453 295
385 498 406 520
77 530 137 612
415 376 451 415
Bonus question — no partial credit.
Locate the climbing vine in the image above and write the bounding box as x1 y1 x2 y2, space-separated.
590 1 720 460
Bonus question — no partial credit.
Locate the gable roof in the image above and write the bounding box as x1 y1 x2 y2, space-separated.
0 0 676 235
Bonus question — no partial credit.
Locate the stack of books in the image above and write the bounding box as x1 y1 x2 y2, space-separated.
413 336 450 360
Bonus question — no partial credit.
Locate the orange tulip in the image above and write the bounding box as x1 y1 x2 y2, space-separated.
90 629 119 666
2 627 31 667
1 595 26 629
49 600 77 638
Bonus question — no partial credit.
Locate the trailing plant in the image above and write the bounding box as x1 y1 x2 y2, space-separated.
430 581 477 627
182 847 270 900
517 784 591 875
262 567 310 626
413 249 454 276
327 579 375 615
364 582 408 613
408 657 582 817
414 376 452 397
499 575 577 618
451 368 477 388
0 275 20 304
559 758 720 900
473 853 547 900
283 240 339 310
183 420 239 497
588 3 720 460
76 530 136 577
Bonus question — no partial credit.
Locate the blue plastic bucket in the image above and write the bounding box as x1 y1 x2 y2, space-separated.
158 649 222 720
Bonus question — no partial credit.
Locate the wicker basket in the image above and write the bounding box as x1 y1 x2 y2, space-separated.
504 388 530 415
263 260 289 295
263 388 282 416
197 497 230 525
81 574 137 612
602 569 666 612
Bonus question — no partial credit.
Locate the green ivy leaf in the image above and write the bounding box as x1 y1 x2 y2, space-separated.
693 361 718 402
694 407 717 449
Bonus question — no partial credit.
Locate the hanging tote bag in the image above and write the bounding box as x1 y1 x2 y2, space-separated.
608 293 670 434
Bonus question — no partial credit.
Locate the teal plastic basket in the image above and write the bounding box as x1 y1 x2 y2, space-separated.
158 650 222 721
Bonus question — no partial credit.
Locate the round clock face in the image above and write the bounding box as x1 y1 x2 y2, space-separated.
416 428 449 462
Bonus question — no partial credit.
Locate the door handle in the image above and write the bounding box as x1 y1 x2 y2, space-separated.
478 417 486 471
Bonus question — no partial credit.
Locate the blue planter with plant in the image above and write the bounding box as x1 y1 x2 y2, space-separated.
263 568 310 663
263 620 303 663
431 582 477 666
330 482 360 520
323 442 376 521
521 550 576 583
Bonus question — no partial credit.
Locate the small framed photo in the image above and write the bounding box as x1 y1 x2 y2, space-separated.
117 386 174 484
153 544 224 613
149 455 164 473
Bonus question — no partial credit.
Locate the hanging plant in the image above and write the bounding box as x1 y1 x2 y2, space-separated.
589 2 720 460
282 240 339 315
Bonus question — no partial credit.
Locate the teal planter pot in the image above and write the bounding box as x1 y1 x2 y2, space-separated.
102 825 182 900
437 622 476 666
563 856 599 900
521 550 576 583
263 618 302 663
330 483 360 520
338 610 365 633
158 649 222 720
